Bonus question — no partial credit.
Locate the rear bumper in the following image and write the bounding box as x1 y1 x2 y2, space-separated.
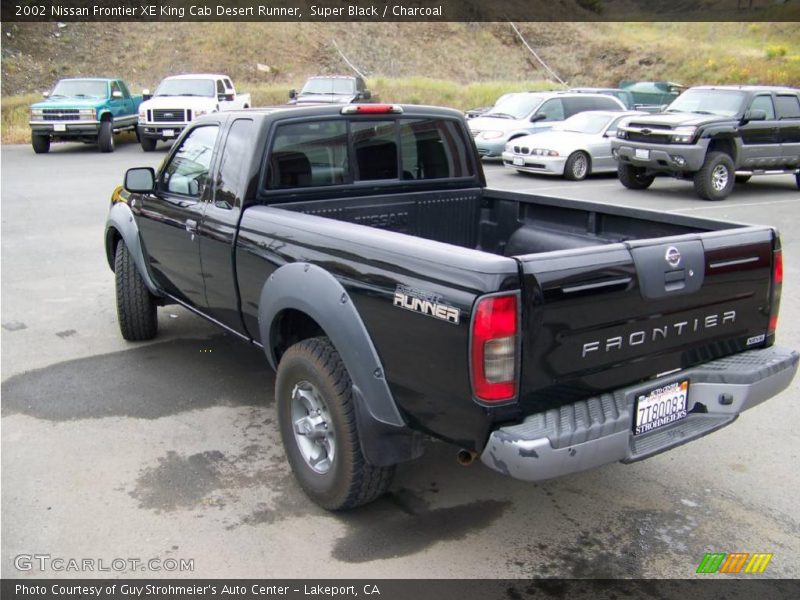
481 346 798 482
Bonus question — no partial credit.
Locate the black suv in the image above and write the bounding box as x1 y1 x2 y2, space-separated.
612 86 800 200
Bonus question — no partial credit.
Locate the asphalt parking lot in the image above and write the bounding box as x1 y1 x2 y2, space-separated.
2 138 799 579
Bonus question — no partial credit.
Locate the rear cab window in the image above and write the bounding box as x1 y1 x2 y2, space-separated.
775 94 800 119
263 116 476 195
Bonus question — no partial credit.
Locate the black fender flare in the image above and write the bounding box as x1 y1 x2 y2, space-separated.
104 201 163 297
258 262 422 466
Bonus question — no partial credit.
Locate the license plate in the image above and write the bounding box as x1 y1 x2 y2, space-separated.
633 380 689 436
513 156 525 166
162 129 175 138
634 148 650 160
53 123 66 132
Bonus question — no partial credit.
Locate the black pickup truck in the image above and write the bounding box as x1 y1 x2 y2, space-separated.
106 104 797 510
612 85 800 200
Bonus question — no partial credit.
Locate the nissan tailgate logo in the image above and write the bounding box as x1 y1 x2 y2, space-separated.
666 246 682 268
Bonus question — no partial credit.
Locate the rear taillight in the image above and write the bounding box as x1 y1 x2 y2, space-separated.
769 249 783 336
470 293 519 403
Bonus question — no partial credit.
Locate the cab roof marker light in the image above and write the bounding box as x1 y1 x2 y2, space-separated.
341 104 403 115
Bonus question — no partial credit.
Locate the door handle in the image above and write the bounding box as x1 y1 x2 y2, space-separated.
185 219 198 234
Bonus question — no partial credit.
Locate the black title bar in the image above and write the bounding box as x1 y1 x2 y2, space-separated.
2 0 800 22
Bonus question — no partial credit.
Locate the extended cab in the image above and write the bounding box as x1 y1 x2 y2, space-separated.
612 85 800 200
29 78 141 153
106 104 797 510
137 74 251 151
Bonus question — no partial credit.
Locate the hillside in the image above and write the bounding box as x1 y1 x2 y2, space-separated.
3 21 799 96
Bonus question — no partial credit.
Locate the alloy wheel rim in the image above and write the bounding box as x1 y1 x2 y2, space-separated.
711 164 729 191
290 381 336 474
573 154 588 178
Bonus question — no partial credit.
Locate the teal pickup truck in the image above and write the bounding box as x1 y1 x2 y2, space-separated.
29 78 142 154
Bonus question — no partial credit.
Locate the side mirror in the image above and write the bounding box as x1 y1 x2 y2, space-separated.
530 113 546 123
604 130 617 138
124 167 156 194
288 89 297 99
743 109 767 122
142 89 152 101
43 91 50 98
112 90 123 99
361 90 372 101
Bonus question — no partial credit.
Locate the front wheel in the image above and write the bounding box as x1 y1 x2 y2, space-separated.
31 134 50 154
140 136 157 152
618 163 655 190
115 242 158 341
693 151 735 200
564 151 590 181
97 120 115 153
276 337 394 510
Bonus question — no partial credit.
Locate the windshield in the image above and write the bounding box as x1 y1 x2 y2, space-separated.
555 112 614 134
486 94 543 120
301 79 356 95
155 79 215 97
51 80 108 98
666 89 746 117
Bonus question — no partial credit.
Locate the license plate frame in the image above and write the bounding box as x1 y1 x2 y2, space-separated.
513 156 525 166
634 148 650 160
633 380 689 436
162 129 175 138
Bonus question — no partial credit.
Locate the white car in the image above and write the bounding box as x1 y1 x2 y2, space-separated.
502 110 642 180
137 74 251 151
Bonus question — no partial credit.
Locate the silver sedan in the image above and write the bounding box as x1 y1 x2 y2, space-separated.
502 111 643 180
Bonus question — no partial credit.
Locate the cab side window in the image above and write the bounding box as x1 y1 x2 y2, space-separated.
217 80 226 95
110 81 121 98
162 125 219 197
749 95 776 120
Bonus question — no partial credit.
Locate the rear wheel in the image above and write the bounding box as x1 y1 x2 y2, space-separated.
564 151 590 181
693 151 735 201
31 134 50 154
276 337 394 510
114 242 158 341
97 119 115 153
140 136 157 152
618 163 655 190
795 171 799 190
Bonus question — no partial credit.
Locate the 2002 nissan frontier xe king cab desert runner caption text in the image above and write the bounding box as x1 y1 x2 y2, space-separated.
106 104 798 510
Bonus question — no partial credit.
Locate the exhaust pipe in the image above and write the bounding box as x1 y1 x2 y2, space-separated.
457 449 478 466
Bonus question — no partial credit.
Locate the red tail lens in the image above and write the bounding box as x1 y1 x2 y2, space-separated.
769 250 783 336
471 294 518 402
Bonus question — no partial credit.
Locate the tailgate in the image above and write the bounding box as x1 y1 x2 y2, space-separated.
514 227 779 414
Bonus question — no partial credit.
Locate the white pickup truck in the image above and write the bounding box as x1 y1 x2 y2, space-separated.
137 74 251 151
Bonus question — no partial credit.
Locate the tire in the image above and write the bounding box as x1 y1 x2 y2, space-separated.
140 136 157 152
618 163 655 190
97 119 115 153
735 175 751 184
114 242 158 341
564 151 590 181
31 134 50 154
693 151 735 201
276 337 394 511
796 172 800 190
